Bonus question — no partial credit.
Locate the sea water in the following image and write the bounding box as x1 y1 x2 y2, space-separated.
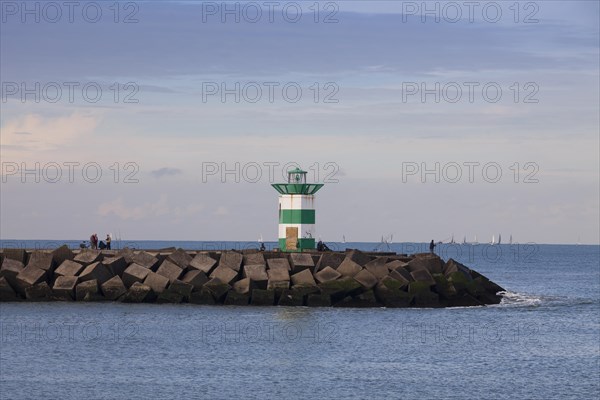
1 242 598 399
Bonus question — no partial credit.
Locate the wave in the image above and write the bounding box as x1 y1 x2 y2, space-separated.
495 291 598 309
496 291 543 307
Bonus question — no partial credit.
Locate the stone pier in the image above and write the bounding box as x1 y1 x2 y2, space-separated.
0 246 505 307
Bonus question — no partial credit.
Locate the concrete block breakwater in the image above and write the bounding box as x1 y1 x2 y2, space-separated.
0 246 505 307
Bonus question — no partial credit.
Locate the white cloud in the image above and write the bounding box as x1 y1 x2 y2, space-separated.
0 112 100 157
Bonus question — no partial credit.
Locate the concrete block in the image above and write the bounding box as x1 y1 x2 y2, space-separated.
204 278 231 302
469 269 505 293
336 258 363 277
344 249 373 267
267 258 290 272
122 264 151 288
233 278 252 295
315 253 345 272
2 249 26 264
26 251 54 271
0 258 25 288
218 251 243 272
391 267 413 282
444 259 473 279
267 280 289 291
267 266 290 282
374 282 411 308
168 280 193 299
385 260 409 271
76 280 100 301
0 277 18 301
101 276 127 300
409 281 439 307
189 253 218 274
54 260 84 277
318 277 362 303
365 257 389 280
122 282 152 303
181 270 209 289
306 293 331 307
410 269 436 285
251 289 275 306
131 251 159 270
353 268 378 290
290 269 316 287
224 290 249 305
243 252 265 266
243 265 268 289
407 255 444 274
277 289 304 306
53 276 79 300
189 287 216 305
432 274 457 299
447 293 485 307
74 249 101 264
102 256 128 277
289 253 315 273
334 290 379 308
156 260 184 283
143 272 170 295
78 262 113 285
447 271 474 294
380 275 409 291
314 266 342 284
16 266 47 294
167 248 193 269
52 245 74 266
156 288 184 304
25 282 52 301
117 247 136 264
210 266 238 285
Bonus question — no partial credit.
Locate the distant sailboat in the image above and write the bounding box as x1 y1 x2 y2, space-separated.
462 235 467 245
450 234 455 244
491 234 496 245
498 234 501 245
342 235 346 244
509 234 513 245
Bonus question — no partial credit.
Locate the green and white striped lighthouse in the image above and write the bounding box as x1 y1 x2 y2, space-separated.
271 168 324 252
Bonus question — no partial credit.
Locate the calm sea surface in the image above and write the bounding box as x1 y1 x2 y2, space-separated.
1 242 598 400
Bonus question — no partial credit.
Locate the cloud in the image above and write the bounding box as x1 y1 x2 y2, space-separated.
151 167 183 178
0 112 100 154
97 195 204 220
215 206 229 216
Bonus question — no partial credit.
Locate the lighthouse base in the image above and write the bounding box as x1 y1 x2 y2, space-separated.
278 237 315 252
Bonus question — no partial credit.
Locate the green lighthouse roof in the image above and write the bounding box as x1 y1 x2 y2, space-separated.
271 167 324 195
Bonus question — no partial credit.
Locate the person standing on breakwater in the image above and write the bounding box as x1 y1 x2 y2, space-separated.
106 234 112 250
90 233 98 250
430 240 436 254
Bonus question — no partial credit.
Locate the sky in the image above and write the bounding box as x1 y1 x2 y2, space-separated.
0 0 598 244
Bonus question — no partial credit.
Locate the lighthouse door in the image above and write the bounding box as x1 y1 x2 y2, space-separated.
285 227 298 251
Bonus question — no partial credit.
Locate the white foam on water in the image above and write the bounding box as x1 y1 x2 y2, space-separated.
495 291 543 308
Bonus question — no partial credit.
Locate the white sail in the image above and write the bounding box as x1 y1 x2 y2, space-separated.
491 234 495 245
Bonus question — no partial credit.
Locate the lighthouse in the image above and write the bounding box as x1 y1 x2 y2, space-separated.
271 168 324 252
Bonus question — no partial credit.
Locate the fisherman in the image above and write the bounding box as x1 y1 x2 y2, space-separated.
429 239 436 254
90 233 98 250
106 234 112 250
